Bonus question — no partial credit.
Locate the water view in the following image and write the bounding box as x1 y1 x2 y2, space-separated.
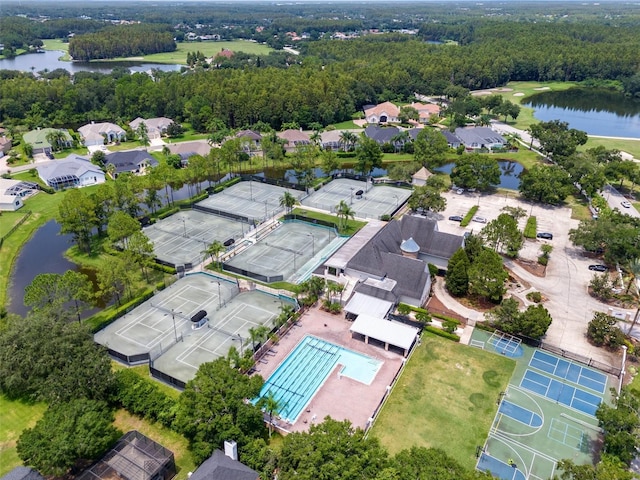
525 88 640 139
435 160 524 190
0 50 182 74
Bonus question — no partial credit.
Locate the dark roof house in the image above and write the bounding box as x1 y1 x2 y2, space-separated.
190 449 259 480
364 125 400 145
105 150 158 177
454 127 505 150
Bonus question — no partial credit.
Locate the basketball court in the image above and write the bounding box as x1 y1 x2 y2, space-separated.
470 329 614 480
301 178 411 219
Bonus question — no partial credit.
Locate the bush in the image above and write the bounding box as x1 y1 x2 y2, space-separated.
427 263 438 278
414 311 432 324
523 216 537 238
397 303 411 316
590 273 613 300
157 207 179 220
526 291 542 303
114 369 176 426
537 255 548 266
380 214 391 221
460 205 479 227
424 325 460 342
442 319 458 334
587 312 626 349
431 311 461 325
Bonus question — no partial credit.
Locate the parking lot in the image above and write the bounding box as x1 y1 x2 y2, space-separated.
433 189 626 366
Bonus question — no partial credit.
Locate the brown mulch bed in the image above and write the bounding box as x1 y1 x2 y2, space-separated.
514 258 546 278
426 293 467 325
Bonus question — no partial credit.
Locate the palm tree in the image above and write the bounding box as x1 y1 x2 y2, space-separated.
390 131 410 153
335 200 355 231
259 391 282 437
625 258 640 294
339 131 357 152
279 191 299 214
203 240 226 268
106 162 116 179
46 130 67 152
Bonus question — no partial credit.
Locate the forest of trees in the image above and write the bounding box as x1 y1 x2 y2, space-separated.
68 24 176 61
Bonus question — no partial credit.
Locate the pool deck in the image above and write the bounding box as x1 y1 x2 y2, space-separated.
254 304 405 433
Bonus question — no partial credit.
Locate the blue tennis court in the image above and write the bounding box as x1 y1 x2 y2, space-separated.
520 370 602 416
529 351 607 394
477 453 526 480
499 400 543 427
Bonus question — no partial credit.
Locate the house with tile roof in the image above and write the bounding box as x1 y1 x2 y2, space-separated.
23 128 73 154
234 130 263 157
78 122 126 146
363 101 400 124
129 117 174 139
37 154 105 190
407 102 441 124
277 129 311 152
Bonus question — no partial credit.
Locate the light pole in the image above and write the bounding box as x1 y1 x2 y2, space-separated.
250 178 253 200
265 200 268 221
181 217 187 237
350 186 354 205
233 334 244 355
165 309 182 343
306 232 315 256
393 194 398 207
217 281 222 309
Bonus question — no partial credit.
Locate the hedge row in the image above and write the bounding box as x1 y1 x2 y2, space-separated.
523 216 537 238
424 325 460 342
113 369 176 427
430 311 461 325
157 206 179 220
460 205 479 227
211 176 242 194
89 287 155 333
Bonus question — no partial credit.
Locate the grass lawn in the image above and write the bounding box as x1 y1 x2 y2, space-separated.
113 409 196 480
289 207 367 235
0 211 29 238
123 41 274 65
41 39 71 60
0 395 47 477
581 137 640 160
370 332 515 470
330 120 361 130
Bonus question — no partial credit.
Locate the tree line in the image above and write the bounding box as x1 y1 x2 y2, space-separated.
68 24 176 61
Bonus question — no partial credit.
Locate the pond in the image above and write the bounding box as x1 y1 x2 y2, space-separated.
8 220 107 318
434 160 524 190
0 50 182 74
525 88 640 139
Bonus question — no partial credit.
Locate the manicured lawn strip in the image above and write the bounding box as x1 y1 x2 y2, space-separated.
460 205 478 227
289 207 367 235
118 41 274 65
0 395 47 477
370 332 515 470
581 137 640 161
330 120 360 130
0 211 28 238
11 171 49 189
113 409 196 480
564 194 592 221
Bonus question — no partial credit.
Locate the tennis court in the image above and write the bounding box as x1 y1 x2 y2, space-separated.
301 178 411 219
196 181 307 223
224 221 347 283
470 329 613 480
151 289 294 384
94 273 241 360
529 350 608 394
145 210 246 267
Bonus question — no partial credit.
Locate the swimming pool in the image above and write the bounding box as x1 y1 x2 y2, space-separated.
254 335 383 423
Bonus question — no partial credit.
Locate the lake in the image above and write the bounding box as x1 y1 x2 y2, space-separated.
0 50 182 74
435 160 524 190
8 220 107 318
525 88 640 139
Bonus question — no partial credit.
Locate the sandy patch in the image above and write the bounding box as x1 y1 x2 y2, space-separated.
513 92 525 97
494 87 513 92
533 87 551 91
471 91 493 96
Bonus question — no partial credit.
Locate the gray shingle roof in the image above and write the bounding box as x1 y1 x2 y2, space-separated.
453 127 505 147
37 155 101 182
189 450 258 480
1 467 44 480
364 125 400 144
105 150 158 174
441 130 462 147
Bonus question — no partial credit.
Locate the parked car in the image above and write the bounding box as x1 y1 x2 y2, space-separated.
455 188 464 195
472 216 487 224
448 215 463 222
588 264 608 272
536 232 553 240
621 200 632 208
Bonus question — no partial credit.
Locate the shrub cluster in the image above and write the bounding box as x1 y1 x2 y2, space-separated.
460 205 479 227
113 369 176 427
523 216 537 238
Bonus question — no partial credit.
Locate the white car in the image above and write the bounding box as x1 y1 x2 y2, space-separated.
455 188 464 195
621 200 632 208
472 216 487 224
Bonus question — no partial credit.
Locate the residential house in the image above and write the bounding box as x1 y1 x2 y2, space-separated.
412 166 433 186
234 130 262 157
407 102 441 124
167 140 212 165
129 117 174 139
23 128 73 154
104 150 158 178
319 129 343 151
0 131 11 154
363 101 400 124
0 178 38 211
364 125 400 146
76 431 176 480
454 127 505 150
37 154 105 190
277 129 311 152
0 467 44 480
78 122 126 146
441 129 462 149
190 442 259 480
